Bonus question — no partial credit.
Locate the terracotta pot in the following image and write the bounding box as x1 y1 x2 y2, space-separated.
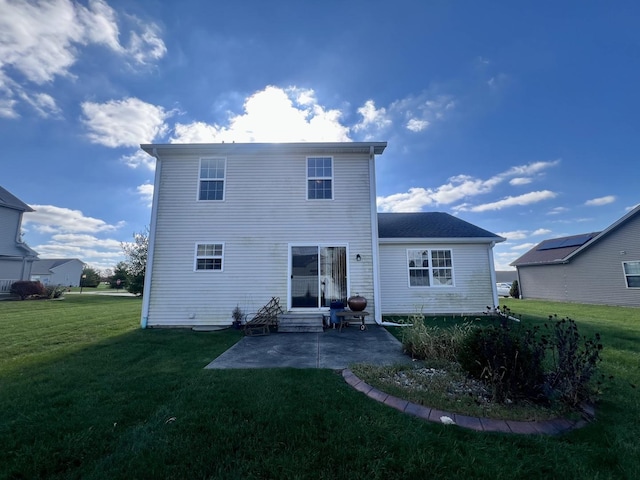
347 295 367 311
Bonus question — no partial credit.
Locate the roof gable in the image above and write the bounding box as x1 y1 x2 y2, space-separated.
377 212 504 242
0 186 34 212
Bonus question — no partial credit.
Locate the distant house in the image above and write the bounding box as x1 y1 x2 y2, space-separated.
511 205 640 307
139 142 505 328
0 186 38 294
31 259 85 287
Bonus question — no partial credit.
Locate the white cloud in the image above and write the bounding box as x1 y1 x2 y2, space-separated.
353 100 392 136
377 160 559 212
511 242 537 251
585 195 616 206
81 97 170 147
455 191 557 213
122 149 157 170
0 0 166 116
532 228 552 236
406 118 430 132
19 92 60 118
509 177 532 186
137 183 154 207
548 206 569 215
171 86 351 143
496 230 529 241
23 205 125 234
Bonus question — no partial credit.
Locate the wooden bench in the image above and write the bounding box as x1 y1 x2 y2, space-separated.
243 297 284 336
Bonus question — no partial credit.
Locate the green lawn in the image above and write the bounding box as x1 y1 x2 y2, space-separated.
0 295 639 479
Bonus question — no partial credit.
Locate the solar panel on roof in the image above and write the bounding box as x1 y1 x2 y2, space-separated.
537 233 594 251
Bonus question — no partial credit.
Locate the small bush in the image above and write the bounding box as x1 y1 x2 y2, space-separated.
44 285 67 299
458 323 546 403
10 281 46 300
544 316 603 407
509 280 520 299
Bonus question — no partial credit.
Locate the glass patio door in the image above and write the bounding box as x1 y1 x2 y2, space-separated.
291 246 347 308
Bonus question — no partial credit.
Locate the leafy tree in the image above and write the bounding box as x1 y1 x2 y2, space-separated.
121 228 148 296
81 267 101 288
110 262 129 289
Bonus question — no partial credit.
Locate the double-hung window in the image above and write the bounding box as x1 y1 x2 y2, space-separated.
199 158 225 201
407 249 454 287
307 157 333 200
195 243 224 271
623 261 640 288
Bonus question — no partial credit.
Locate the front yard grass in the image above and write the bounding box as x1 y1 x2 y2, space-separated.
0 295 639 479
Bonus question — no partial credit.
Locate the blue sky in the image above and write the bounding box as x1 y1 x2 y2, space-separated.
2 0 638 273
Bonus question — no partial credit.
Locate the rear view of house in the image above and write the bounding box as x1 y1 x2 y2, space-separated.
30 259 85 287
140 142 505 329
0 186 38 295
512 205 640 306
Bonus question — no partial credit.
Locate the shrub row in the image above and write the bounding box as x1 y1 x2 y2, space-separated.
9 281 66 300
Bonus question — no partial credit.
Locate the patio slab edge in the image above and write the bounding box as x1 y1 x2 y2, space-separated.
341 369 593 436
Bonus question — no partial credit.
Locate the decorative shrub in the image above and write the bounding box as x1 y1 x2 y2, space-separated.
458 323 546 403
10 281 46 300
509 280 520 299
544 316 603 407
44 285 67 299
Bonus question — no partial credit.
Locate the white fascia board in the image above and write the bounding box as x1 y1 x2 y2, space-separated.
378 237 504 245
140 142 387 157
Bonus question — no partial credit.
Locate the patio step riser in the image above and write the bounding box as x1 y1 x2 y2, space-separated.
278 314 324 333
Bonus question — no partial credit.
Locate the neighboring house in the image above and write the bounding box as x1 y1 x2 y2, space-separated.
495 270 518 283
0 186 38 294
511 205 640 307
139 142 504 328
31 259 85 287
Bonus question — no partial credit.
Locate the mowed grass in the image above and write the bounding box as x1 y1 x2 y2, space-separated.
0 295 638 479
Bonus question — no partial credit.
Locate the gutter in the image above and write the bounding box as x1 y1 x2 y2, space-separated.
140 147 161 329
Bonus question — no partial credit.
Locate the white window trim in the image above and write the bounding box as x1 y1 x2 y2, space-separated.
406 248 455 288
306 156 334 200
622 260 640 288
194 242 225 272
197 157 226 202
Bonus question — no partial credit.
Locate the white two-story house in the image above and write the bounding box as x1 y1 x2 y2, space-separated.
140 142 504 328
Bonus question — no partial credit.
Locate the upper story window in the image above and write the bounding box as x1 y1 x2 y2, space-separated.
195 243 224 271
407 249 454 287
623 261 640 288
307 157 333 200
199 158 226 201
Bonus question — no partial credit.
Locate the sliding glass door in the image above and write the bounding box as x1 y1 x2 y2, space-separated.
291 246 347 308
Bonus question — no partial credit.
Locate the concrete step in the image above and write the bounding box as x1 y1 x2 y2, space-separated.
278 314 324 333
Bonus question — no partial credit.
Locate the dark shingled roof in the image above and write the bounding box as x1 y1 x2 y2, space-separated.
0 186 33 212
511 232 600 266
377 212 503 240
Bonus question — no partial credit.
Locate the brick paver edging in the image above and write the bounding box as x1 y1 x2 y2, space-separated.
342 369 593 435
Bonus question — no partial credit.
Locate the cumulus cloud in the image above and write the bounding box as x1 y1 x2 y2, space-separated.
509 177 532 186
532 228 551 236
0 0 166 117
353 100 392 137
23 205 125 234
171 86 351 143
510 242 537 251
455 191 557 212
122 149 157 170
377 160 560 212
81 97 170 147
496 230 529 241
137 183 154 207
585 195 616 206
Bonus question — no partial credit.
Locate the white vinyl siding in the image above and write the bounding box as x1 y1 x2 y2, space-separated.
146 149 376 326
380 242 494 315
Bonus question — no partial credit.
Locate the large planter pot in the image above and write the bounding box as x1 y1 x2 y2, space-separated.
347 295 367 312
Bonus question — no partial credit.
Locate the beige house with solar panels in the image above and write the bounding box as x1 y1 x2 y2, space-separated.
139 142 505 329
511 204 640 306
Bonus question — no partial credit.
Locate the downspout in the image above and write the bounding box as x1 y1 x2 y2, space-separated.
488 241 499 307
368 146 383 325
140 147 161 329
